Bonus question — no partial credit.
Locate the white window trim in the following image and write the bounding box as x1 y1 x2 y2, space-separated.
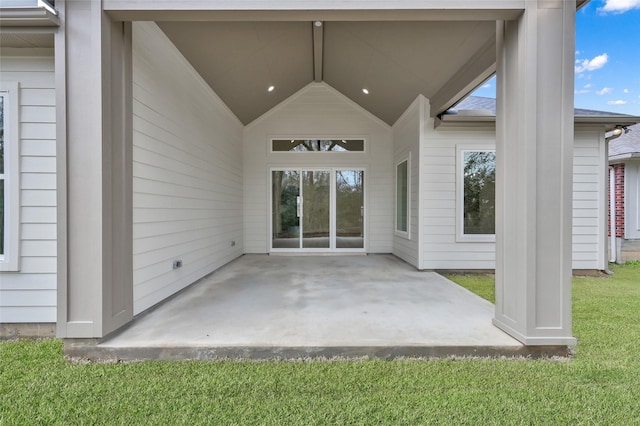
0 81 20 271
456 144 496 243
395 153 410 239
268 167 367 253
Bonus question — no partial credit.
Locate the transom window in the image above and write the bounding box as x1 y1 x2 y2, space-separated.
457 147 495 242
272 139 364 152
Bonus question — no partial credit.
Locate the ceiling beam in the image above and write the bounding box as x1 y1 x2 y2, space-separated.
429 36 496 118
313 21 323 82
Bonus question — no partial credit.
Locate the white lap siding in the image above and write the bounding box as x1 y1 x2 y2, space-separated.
421 126 496 270
132 23 244 314
572 130 606 270
419 125 605 271
0 50 56 323
243 83 393 253
391 96 424 267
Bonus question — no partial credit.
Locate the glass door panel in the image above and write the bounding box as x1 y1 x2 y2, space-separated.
336 170 364 249
302 170 330 248
272 170 300 248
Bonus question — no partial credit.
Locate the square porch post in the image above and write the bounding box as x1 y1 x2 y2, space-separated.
494 0 577 346
56 0 133 338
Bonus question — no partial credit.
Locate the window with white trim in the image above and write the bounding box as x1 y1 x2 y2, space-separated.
0 82 20 271
395 154 410 237
457 146 495 242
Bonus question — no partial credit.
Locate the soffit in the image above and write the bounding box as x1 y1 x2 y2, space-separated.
158 20 495 125
0 32 53 47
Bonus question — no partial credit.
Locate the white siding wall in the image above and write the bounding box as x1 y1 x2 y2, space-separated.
573 131 606 269
421 124 496 269
624 162 640 239
132 22 244 314
420 125 606 270
391 96 423 267
243 83 393 253
0 50 56 322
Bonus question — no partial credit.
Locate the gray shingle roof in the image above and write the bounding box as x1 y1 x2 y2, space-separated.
609 123 640 157
447 96 632 118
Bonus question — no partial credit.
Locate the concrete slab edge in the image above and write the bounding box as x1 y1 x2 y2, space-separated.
64 340 573 362
1 323 56 340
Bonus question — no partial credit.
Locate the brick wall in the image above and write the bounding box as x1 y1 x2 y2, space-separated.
608 164 625 237
615 164 625 237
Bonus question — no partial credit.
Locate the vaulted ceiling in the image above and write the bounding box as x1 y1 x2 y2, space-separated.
158 21 496 126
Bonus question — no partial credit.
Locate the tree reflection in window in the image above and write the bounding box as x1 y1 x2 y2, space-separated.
272 139 364 152
463 151 495 235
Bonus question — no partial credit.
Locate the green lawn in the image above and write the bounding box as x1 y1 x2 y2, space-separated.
2 264 640 425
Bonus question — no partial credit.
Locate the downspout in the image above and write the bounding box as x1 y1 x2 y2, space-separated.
605 126 627 267
609 166 616 263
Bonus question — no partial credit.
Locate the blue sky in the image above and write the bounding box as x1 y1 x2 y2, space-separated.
472 0 640 116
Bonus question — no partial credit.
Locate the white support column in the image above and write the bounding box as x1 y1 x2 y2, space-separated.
494 0 576 346
56 0 133 338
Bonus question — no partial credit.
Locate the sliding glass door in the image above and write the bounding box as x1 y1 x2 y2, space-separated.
271 170 300 249
271 169 365 251
336 170 364 249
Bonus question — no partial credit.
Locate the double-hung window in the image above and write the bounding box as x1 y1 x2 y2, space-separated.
1 82 20 271
457 146 495 242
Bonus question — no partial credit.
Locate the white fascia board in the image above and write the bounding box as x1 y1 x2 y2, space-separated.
103 0 525 21
436 115 640 131
434 115 495 129
575 116 640 131
0 0 58 26
609 153 640 163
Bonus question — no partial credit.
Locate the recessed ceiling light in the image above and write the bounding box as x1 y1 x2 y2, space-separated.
362 88 369 95
268 85 275 92
314 21 323 27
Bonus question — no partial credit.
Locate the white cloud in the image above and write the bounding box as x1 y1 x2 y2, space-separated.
584 84 594 89
607 100 628 105
600 0 640 13
482 83 491 89
575 53 608 73
596 87 613 95
624 88 631 93
575 89 591 94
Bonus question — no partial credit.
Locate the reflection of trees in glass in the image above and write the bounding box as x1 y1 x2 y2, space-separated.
302 171 330 236
272 171 299 238
463 151 495 235
336 170 363 236
290 139 347 152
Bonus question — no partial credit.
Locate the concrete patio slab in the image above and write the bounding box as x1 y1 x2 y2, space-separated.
66 255 569 360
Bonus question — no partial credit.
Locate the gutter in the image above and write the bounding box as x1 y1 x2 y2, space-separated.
436 114 640 130
0 0 58 27
609 153 640 163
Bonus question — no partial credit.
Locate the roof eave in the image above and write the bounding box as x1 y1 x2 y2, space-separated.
0 1 59 27
609 153 640 163
436 114 640 130
575 116 640 131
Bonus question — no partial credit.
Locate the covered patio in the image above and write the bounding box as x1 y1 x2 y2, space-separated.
47 0 579 351
64 255 569 360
